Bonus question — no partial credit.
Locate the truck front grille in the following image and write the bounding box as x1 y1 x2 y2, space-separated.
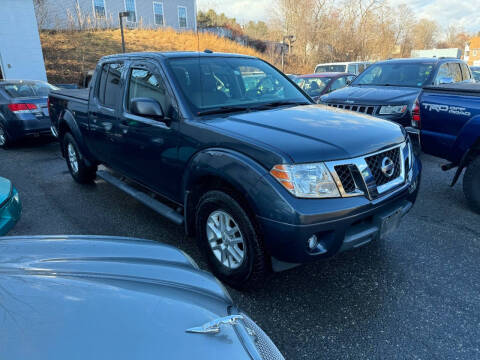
326 143 409 200
365 148 401 186
334 165 357 193
327 103 377 115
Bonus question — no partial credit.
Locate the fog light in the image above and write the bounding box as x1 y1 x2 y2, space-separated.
307 235 318 250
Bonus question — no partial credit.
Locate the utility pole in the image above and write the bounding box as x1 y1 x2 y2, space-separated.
119 11 130 53
281 35 295 73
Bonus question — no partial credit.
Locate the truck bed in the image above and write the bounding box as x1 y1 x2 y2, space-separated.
51 88 89 102
423 83 480 96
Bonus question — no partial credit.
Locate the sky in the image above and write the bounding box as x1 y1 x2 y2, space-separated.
197 0 480 34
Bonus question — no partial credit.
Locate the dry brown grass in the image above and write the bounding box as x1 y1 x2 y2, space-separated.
40 28 266 84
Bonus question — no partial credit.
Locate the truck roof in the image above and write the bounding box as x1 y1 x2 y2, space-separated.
379 57 462 64
101 51 256 62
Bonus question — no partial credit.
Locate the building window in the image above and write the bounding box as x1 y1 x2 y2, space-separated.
93 0 106 18
178 6 187 28
153 2 164 26
474 50 478 57
125 0 137 22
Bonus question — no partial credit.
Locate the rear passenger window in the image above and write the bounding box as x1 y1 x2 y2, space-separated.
449 63 463 83
97 63 124 107
358 64 365 73
347 64 357 74
127 68 170 116
460 63 472 81
96 65 109 104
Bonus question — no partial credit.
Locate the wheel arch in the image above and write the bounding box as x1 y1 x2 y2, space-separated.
58 110 95 166
182 149 268 237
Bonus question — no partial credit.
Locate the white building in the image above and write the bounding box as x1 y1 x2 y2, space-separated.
0 0 47 81
36 0 197 31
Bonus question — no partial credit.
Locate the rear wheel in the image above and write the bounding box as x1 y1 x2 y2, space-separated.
63 132 97 184
0 124 11 149
195 190 269 289
463 156 480 214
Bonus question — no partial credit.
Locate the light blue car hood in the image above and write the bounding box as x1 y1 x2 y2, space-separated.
0 176 12 206
0 236 256 360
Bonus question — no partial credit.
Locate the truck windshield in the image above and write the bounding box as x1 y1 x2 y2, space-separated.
352 62 434 87
1 81 58 98
315 65 347 73
166 57 309 115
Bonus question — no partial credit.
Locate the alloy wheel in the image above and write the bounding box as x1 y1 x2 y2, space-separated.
206 210 245 270
67 143 79 174
0 126 6 146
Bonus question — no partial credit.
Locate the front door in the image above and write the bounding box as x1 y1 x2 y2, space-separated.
115 61 182 201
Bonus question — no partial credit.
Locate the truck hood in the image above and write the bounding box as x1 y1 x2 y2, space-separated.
0 236 251 360
204 105 405 163
0 176 12 206
322 85 421 105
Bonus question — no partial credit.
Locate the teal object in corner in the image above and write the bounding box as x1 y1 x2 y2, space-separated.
0 177 21 236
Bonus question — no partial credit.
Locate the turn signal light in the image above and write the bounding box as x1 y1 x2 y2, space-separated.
270 165 294 190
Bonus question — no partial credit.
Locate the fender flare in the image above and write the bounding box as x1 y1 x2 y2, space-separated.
58 110 95 166
182 148 271 235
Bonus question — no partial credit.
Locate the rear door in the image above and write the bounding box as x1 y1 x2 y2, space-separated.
114 60 181 201
87 62 125 165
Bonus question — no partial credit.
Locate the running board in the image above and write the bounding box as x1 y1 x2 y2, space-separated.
97 171 184 225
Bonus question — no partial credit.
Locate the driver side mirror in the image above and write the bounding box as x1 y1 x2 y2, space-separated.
438 77 454 85
130 98 164 120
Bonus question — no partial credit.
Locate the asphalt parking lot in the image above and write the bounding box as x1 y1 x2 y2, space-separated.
1 139 479 359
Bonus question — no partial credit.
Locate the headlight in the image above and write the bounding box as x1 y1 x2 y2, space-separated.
379 105 407 115
270 163 340 198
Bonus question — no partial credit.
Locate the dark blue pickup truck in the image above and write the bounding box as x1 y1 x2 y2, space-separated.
417 83 480 213
49 52 421 288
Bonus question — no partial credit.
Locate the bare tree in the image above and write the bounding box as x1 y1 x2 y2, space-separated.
33 0 49 28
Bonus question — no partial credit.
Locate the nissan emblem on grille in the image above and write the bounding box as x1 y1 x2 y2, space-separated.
381 157 395 178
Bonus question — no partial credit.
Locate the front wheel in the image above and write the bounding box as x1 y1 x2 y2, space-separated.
63 133 97 184
463 156 480 214
195 190 270 289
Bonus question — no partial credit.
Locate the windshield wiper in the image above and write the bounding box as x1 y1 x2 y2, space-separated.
251 100 310 110
197 106 251 116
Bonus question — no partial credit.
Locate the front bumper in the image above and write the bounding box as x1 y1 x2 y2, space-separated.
254 158 421 266
0 187 22 236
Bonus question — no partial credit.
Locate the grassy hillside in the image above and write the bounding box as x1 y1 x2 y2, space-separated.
40 28 265 84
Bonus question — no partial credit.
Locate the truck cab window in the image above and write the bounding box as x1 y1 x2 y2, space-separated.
127 68 170 116
97 63 124 107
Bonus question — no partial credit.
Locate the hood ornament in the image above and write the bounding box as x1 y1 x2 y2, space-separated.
186 315 244 334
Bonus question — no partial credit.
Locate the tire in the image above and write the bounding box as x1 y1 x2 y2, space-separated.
0 123 11 149
63 132 97 184
463 156 480 214
195 190 269 289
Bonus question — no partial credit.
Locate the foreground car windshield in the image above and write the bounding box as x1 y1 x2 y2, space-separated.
2 81 59 98
166 57 308 114
295 77 331 97
353 62 435 87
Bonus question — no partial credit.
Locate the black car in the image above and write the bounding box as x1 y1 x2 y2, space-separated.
294 72 356 102
49 52 421 289
320 58 474 127
0 80 58 147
